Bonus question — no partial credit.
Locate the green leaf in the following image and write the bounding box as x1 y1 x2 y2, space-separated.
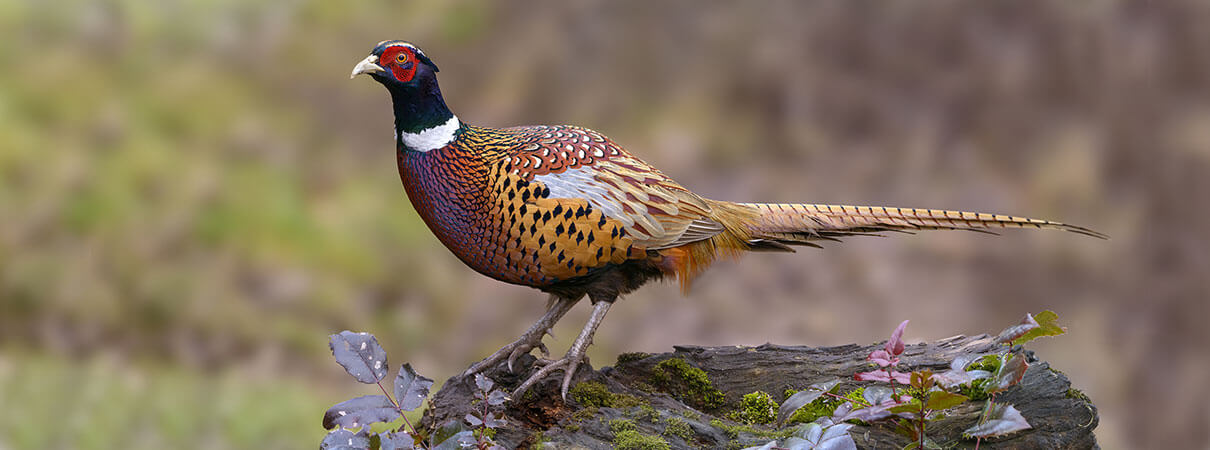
894 418 919 440
910 371 934 390
1011 310 1066 346
888 399 920 414
924 391 968 410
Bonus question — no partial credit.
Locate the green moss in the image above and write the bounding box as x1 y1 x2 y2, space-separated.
610 418 672 450
662 417 695 442
617 352 653 365
727 391 778 425
611 419 639 434
932 355 1003 403
844 388 866 404
680 410 702 421
570 381 647 409
474 427 496 441
633 381 659 394
570 406 599 423
970 354 1002 373
708 419 794 440
1066 388 1091 403
786 398 834 425
956 378 992 401
613 430 671 450
650 358 726 409
564 423 580 432
528 430 545 449
953 357 1001 402
570 381 613 407
785 387 865 425
614 393 648 409
632 404 660 423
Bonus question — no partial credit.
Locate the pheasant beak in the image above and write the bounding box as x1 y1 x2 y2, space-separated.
350 55 385 79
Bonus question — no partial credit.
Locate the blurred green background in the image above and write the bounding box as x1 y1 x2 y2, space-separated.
1 0 1206 448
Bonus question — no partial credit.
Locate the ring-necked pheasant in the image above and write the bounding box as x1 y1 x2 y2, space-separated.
350 41 1104 399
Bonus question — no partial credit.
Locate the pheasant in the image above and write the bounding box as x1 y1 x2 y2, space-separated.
350 41 1104 399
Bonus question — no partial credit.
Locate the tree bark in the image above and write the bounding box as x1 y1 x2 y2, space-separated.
421 335 1098 449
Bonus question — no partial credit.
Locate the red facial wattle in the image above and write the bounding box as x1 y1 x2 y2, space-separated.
380 47 417 83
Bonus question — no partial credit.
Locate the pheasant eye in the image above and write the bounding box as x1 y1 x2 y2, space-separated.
395 53 408 64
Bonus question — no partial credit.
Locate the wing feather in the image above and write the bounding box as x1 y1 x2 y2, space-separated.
507 125 723 250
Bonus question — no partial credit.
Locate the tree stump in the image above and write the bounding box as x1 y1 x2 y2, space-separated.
421 335 1098 449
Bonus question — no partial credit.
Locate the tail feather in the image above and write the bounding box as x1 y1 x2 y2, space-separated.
661 201 1104 293
739 203 1108 244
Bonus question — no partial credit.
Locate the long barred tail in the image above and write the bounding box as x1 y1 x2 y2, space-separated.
737 203 1107 248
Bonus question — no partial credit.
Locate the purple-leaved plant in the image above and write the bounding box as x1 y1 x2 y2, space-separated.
807 312 1067 449
854 320 912 386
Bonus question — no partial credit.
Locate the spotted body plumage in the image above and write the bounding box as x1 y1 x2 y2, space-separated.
351 41 1105 398
398 123 697 294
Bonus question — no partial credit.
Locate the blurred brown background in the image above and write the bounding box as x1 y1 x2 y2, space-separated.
1 0 1206 448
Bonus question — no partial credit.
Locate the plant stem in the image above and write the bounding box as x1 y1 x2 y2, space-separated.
377 379 425 447
887 367 899 399
917 401 926 449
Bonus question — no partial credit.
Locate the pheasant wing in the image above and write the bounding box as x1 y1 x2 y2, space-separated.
505 125 723 250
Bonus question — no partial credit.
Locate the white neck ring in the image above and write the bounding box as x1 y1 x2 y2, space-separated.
398 116 460 152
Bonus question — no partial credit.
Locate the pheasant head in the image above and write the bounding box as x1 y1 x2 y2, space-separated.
352 40 457 150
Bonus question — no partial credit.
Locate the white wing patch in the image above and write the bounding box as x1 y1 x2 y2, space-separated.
536 166 638 227
534 164 725 248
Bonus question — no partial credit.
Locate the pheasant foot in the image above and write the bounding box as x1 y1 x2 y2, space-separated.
513 300 612 400
463 295 579 377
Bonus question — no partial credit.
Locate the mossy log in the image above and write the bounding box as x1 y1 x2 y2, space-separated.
420 335 1098 449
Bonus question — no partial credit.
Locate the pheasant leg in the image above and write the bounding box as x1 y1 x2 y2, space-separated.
463 295 580 376
513 300 612 400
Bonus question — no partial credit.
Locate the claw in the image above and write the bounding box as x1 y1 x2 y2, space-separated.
511 352 590 400
513 358 571 398
560 361 580 400
467 337 539 377
511 301 612 401
506 344 529 373
463 296 580 378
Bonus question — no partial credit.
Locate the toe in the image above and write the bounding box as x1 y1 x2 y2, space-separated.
506 344 534 373
560 364 580 400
